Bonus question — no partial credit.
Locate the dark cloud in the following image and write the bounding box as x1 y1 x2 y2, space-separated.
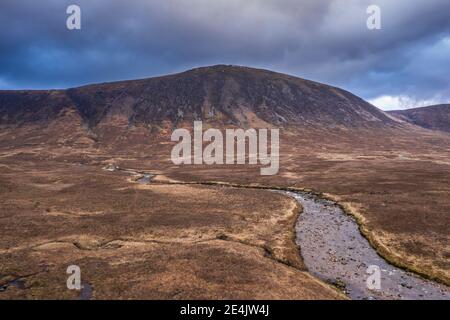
0 0 449 109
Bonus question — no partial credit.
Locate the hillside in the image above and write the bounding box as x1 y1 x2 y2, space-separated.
0 65 396 130
388 104 450 133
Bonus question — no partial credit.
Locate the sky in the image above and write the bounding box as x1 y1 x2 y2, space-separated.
1 0 449 110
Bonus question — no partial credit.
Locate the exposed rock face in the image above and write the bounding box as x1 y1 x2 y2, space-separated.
1 65 395 131
388 104 450 133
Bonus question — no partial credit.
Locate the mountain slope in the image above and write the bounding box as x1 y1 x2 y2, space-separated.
1 65 395 130
388 104 450 133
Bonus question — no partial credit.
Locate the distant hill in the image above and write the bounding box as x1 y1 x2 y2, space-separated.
388 104 450 133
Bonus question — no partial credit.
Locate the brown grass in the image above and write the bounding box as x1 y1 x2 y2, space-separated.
0 157 343 299
1 124 449 298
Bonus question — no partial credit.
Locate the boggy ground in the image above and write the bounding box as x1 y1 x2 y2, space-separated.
0 123 449 299
0 157 342 299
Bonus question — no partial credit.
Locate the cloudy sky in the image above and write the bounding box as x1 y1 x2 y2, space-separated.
1 0 449 110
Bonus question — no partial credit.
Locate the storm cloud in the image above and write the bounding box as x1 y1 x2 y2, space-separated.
1 0 449 109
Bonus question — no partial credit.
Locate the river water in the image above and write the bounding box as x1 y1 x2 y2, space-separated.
287 191 450 300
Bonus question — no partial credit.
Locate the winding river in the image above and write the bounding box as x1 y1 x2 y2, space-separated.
116 168 450 300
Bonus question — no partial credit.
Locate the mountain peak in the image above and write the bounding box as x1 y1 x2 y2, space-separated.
1 65 395 130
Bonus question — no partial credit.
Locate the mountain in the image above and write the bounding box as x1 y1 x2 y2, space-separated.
388 104 450 133
0 65 396 132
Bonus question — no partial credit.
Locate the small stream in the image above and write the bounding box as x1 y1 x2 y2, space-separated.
136 174 153 184
288 191 450 300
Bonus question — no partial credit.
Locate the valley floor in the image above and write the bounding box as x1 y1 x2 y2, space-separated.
0 126 449 299
0 158 343 299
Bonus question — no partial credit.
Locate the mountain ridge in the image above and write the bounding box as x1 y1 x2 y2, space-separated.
388 104 450 133
1 65 396 130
